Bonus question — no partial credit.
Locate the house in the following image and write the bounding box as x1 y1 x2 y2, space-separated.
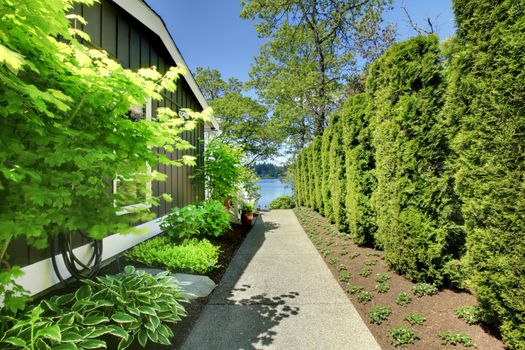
10 0 218 295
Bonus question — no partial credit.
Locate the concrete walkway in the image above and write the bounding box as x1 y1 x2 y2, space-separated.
182 209 381 350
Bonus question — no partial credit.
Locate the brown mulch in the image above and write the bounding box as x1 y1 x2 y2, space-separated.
294 207 506 350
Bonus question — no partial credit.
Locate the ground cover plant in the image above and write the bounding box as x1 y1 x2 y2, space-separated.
439 331 473 347
389 327 419 347
369 306 392 325
125 237 219 274
294 207 506 350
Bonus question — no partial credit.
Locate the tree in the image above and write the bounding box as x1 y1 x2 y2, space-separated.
195 67 282 164
241 0 396 137
0 0 207 314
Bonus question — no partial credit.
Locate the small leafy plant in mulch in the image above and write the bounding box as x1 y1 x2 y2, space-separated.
389 327 419 347
455 306 482 325
375 283 391 293
328 256 338 265
364 259 378 266
404 312 426 326
339 272 351 283
359 268 371 277
369 306 392 325
321 248 331 257
368 251 381 257
347 285 364 295
412 283 438 297
395 291 412 307
348 251 360 259
337 263 348 271
439 331 474 347
375 273 391 283
356 291 373 304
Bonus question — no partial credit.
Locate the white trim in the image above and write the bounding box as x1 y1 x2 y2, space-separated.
16 216 167 296
110 0 219 131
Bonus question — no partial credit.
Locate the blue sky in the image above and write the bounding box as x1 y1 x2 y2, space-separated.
144 0 456 83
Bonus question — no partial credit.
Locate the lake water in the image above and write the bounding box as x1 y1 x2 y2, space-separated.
256 178 293 210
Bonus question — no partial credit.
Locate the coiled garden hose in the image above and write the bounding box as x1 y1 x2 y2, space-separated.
51 233 103 283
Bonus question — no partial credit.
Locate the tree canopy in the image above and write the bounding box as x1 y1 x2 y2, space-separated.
241 0 395 141
195 67 282 164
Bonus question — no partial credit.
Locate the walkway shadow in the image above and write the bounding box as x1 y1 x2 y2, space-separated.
181 214 302 350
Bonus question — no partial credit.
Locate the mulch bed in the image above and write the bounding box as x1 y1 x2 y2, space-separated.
294 207 506 350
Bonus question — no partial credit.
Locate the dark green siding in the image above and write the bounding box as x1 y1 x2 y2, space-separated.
8 0 206 268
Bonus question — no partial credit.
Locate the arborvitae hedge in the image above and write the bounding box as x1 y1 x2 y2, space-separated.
450 0 525 347
313 137 323 212
368 35 462 285
294 7 524 343
321 123 333 220
342 94 376 246
329 115 347 230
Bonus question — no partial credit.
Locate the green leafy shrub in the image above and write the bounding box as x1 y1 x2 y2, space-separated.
448 1 525 346
455 306 481 325
359 268 371 277
356 291 373 304
368 34 462 285
439 331 473 347
347 285 364 295
395 292 412 307
412 283 438 297
194 138 244 200
375 283 391 293
339 272 351 283
404 313 426 326
369 306 392 325
161 200 230 239
0 266 187 349
268 195 295 209
125 237 219 274
389 327 419 347
240 201 255 212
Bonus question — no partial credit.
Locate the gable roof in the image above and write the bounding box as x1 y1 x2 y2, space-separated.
111 0 219 131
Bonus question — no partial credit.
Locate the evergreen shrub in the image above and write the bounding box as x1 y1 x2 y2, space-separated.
449 0 525 346
367 35 462 285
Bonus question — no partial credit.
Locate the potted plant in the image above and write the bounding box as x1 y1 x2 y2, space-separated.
240 201 255 226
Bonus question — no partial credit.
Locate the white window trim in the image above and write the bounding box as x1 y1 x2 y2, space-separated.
115 99 153 216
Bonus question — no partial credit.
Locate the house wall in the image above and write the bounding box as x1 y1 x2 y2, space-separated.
8 0 206 290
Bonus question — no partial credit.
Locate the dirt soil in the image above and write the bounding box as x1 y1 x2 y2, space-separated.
294 207 506 350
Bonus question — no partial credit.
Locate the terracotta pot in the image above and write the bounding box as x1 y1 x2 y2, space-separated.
241 210 254 226
223 198 233 208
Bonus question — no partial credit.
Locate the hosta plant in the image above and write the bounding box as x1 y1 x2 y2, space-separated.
375 283 391 293
0 266 187 349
